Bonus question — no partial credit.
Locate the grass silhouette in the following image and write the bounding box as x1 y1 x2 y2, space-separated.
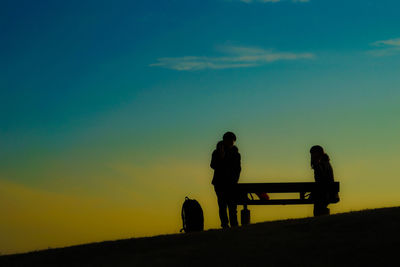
1 207 400 266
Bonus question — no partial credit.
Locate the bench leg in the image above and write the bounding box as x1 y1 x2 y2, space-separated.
241 205 250 226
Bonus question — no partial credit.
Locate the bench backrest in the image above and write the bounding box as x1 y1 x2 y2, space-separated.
236 182 340 193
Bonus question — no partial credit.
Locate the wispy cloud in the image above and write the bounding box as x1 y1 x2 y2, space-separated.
239 0 310 3
150 45 314 71
372 38 400 47
369 37 400 57
240 0 280 3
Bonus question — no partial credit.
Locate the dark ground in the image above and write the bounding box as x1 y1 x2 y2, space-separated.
1 207 400 267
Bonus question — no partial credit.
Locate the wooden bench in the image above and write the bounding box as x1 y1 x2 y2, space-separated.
234 182 340 225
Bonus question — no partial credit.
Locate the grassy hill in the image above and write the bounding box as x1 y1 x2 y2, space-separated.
1 207 400 266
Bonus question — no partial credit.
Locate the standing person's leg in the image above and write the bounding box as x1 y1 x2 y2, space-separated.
227 187 238 227
215 187 229 228
227 203 238 227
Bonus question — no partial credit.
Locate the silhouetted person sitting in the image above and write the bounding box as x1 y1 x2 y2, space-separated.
210 132 241 228
310 145 334 216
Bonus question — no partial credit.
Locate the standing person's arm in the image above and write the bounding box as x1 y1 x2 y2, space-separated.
233 152 241 183
210 151 218 170
211 142 225 170
211 151 224 170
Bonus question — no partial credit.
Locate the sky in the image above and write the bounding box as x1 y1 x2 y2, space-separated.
1 0 400 254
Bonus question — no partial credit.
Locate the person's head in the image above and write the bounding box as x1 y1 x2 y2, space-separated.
310 145 324 157
310 145 325 168
222 131 236 148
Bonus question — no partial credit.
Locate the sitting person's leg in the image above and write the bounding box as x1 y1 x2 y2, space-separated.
314 202 330 216
313 202 323 216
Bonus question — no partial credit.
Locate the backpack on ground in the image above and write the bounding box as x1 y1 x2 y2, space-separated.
180 196 204 233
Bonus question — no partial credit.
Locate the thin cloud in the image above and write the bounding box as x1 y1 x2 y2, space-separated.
372 38 400 47
369 37 400 57
239 0 309 3
150 46 314 71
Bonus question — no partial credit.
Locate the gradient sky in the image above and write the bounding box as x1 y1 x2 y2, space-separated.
1 0 400 254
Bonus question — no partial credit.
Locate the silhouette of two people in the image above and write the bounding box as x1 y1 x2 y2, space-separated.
210 132 241 228
210 134 335 227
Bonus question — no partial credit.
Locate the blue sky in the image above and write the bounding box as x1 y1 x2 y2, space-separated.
2 0 400 198
2 0 400 127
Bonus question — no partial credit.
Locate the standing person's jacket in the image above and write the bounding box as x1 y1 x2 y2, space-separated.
210 145 241 187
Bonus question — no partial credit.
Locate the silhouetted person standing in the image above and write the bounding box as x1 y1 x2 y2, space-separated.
210 132 241 228
310 145 334 216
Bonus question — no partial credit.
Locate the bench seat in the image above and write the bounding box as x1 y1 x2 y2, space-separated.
235 182 340 205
